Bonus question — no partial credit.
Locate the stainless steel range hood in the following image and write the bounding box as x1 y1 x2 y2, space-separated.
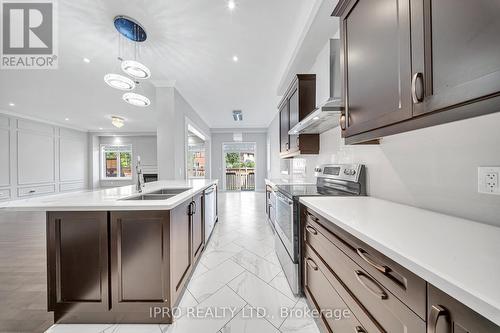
289 39 343 135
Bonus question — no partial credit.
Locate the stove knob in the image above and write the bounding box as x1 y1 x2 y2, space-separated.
315 168 322 173
343 169 349 175
350 169 357 176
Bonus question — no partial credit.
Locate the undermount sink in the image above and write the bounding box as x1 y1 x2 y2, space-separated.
148 188 191 195
122 194 176 201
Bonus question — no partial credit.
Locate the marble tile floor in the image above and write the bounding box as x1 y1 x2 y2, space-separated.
43 191 321 333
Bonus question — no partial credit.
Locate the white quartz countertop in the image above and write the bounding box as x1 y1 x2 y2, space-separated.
0 179 218 211
299 196 500 326
265 178 316 187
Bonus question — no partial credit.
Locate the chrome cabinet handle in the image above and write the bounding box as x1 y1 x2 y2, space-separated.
306 258 319 271
285 143 289 151
296 137 300 147
411 72 424 104
428 305 447 333
355 327 366 333
306 225 318 235
29 190 36 193
355 270 388 300
357 248 389 274
340 114 347 130
307 212 319 223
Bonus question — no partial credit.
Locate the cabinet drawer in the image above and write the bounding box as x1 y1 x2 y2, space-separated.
305 220 425 333
18 184 55 197
0 189 10 201
304 208 426 319
304 245 377 333
60 182 85 192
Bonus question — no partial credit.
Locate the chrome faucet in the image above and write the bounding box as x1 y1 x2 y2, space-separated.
136 156 145 193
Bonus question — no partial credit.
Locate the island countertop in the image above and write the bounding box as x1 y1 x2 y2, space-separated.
299 196 500 326
0 179 218 211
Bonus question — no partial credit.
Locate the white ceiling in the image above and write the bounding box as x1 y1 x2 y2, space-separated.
0 0 319 131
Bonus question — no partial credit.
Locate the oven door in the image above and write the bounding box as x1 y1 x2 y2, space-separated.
274 191 295 261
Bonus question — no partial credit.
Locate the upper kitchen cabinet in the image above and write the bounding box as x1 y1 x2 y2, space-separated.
334 0 413 139
279 74 320 158
333 0 500 144
411 0 500 117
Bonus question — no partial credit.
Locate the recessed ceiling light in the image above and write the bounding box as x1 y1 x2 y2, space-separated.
104 73 136 91
121 60 151 79
99 127 103 130
83 58 90 63
232 55 239 62
111 116 125 128
8 102 15 107
227 0 236 10
123 92 151 107
65 118 69 121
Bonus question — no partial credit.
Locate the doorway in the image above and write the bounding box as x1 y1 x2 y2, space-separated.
222 142 256 191
186 124 207 179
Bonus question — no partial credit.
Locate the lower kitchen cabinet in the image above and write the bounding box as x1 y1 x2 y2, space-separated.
110 211 170 313
427 284 499 333
300 204 500 333
47 212 109 315
46 192 209 323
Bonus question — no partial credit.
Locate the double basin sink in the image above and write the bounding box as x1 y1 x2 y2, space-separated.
122 188 191 201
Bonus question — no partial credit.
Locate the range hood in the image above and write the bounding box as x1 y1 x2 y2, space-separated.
289 39 343 135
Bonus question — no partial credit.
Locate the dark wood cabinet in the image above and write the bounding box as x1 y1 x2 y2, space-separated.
191 193 204 261
110 211 170 313
411 0 500 117
427 284 499 333
334 0 500 144
47 212 109 315
279 102 290 153
337 0 413 138
170 199 192 304
278 74 319 158
46 190 212 323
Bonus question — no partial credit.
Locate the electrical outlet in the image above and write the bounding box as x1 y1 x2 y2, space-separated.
478 167 500 195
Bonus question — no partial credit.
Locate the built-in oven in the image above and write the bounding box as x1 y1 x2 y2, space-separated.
274 190 299 294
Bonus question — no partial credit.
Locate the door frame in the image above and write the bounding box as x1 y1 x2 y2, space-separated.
184 117 211 180
221 141 257 191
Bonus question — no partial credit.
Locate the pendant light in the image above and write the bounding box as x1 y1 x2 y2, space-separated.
104 73 135 91
121 60 151 79
122 80 150 107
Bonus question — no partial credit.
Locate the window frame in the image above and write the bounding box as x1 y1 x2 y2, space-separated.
100 144 133 180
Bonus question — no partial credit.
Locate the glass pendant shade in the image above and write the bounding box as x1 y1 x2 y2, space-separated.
121 60 151 79
122 92 151 107
104 74 135 91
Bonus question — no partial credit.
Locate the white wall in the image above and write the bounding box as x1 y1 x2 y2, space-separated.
212 131 267 191
98 135 157 188
0 113 88 201
156 87 211 180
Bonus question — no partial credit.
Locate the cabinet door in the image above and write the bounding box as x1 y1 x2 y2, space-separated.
170 199 192 303
411 0 500 117
289 89 299 152
47 212 108 313
192 193 204 260
427 284 499 333
340 0 413 136
279 103 290 152
110 211 169 312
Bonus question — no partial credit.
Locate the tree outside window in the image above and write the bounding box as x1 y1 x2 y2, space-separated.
101 145 133 179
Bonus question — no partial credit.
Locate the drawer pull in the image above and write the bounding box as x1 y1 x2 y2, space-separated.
307 212 320 222
29 190 36 193
355 270 388 300
306 225 318 235
357 248 389 274
428 305 447 333
306 258 319 271
355 327 366 333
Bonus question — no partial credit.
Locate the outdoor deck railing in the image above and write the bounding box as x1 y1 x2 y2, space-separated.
225 168 255 191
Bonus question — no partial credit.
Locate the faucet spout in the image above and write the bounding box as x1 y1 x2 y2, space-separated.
136 156 145 193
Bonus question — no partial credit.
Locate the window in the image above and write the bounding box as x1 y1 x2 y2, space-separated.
101 145 133 179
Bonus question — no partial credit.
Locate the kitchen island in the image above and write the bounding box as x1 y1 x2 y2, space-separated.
0 179 218 324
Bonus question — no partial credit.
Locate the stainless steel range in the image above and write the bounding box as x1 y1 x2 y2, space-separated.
273 164 366 295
